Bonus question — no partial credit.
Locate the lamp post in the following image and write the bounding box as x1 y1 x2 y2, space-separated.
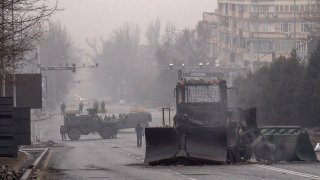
168 28 197 69
294 0 296 50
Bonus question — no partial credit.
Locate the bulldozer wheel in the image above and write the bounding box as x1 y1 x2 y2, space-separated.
100 126 114 139
68 129 81 141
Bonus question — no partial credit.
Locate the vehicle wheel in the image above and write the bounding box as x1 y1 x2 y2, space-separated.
80 125 91 135
68 129 81 141
100 126 114 139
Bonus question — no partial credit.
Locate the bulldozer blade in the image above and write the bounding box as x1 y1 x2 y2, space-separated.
186 126 227 164
260 127 318 162
144 126 228 164
144 127 179 164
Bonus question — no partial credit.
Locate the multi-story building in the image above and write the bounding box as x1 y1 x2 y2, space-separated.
211 0 317 70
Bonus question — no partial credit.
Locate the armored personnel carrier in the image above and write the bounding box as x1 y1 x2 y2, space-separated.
64 108 118 140
118 112 152 129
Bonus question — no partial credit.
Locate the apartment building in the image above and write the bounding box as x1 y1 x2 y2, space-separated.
211 0 317 70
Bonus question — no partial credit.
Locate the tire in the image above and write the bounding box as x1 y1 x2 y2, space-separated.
68 129 81 141
100 126 114 139
80 125 91 135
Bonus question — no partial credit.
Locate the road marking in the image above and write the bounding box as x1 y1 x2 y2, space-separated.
253 164 320 180
187 178 198 180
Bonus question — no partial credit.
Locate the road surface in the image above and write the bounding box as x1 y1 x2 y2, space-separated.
35 107 320 180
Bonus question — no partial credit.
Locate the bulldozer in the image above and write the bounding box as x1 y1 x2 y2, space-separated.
144 71 318 165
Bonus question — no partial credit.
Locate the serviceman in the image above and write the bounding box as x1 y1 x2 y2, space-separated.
112 125 119 138
93 101 99 113
101 101 106 113
61 102 66 116
135 123 144 147
60 125 67 141
79 101 84 114
239 120 247 135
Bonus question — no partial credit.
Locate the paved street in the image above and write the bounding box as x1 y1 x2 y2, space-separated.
36 107 320 180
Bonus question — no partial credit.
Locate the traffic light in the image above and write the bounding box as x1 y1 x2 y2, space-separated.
72 63 76 73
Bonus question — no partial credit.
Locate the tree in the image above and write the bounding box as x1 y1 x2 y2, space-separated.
94 22 142 102
145 17 160 48
195 21 214 64
40 21 77 108
234 50 307 126
0 0 58 97
0 0 58 73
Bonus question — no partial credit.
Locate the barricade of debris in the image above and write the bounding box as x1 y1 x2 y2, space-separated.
307 127 320 152
0 165 23 180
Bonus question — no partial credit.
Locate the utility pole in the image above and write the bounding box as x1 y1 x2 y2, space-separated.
256 0 260 70
294 0 296 50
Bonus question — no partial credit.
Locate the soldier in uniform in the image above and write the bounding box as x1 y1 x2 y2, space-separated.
61 102 66 116
239 120 247 136
93 102 99 113
135 123 144 147
101 101 106 113
79 102 84 114
60 125 67 141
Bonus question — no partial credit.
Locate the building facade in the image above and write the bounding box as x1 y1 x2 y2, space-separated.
209 0 317 70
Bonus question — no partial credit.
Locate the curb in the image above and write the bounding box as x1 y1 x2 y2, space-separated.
32 115 51 122
20 148 49 180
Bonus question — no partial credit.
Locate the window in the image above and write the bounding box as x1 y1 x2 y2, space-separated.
296 41 307 52
301 23 311 32
261 5 269 12
186 86 220 103
281 23 291 32
280 5 284 12
305 5 311 12
237 4 244 12
290 5 295 12
231 4 236 11
252 5 269 12
284 5 289 12
261 24 270 32
275 5 279 12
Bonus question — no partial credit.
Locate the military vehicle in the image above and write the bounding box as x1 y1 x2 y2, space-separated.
144 70 317 165
118 112 152 129
64 108 119 140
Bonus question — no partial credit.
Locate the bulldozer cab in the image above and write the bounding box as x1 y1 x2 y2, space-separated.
175 79 228 127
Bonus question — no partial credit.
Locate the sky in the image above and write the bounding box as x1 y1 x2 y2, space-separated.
51 0 217 47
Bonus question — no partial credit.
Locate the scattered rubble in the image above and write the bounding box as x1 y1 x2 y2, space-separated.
0 165 23 180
